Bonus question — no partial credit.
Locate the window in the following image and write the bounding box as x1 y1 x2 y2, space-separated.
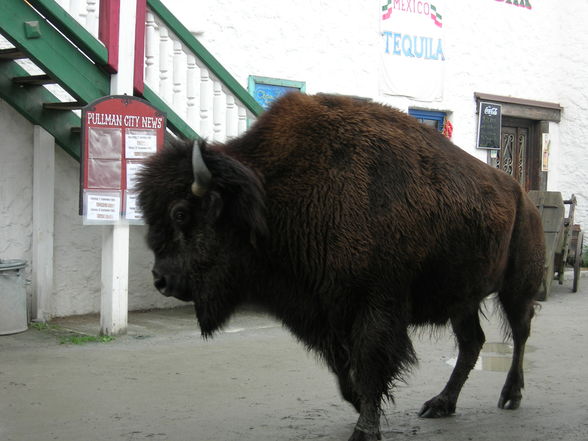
248 76 306 110
408 109 446 132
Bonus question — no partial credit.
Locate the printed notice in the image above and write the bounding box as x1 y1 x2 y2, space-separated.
85 193 121 222
126 161 145 192
126 129 157 158
125 192 143 221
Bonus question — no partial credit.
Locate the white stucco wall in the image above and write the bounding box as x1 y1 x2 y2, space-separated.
1 0 587 317
544 1 588 219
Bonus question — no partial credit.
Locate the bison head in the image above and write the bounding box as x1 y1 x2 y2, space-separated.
137 139 267 335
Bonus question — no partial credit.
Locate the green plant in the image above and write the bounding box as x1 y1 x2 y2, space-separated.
30 321 115 345
59 335 115 345
30 322 59 331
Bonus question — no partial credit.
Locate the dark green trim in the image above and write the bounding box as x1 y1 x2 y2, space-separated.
146 0 264 117
0 60 81 160
28 0 108 66
142 85 199 140
0 0 109 104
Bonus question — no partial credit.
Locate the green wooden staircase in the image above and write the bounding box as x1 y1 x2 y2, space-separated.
0 0 263 160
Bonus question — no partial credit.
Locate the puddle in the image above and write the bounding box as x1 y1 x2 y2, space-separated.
483 342 513 354
446 342 535 372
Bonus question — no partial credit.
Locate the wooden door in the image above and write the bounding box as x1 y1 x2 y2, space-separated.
498 126 528 186
496 117 539 191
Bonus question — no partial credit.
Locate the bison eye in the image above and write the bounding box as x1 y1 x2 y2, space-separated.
174 210 186 222
170 203 191 226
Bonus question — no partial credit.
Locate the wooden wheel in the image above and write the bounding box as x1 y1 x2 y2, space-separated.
573 231 583 293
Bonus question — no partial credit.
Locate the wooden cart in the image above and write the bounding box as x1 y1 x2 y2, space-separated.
527 191 583 300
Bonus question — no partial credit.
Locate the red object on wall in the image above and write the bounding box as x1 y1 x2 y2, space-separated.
99 0 120 73
442 119 453 139
134 0 147 95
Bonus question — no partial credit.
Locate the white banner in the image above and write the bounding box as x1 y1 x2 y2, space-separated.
379 0 446 101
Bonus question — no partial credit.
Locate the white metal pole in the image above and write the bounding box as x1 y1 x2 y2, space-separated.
100 0 138 336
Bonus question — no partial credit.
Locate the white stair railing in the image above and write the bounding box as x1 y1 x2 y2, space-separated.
144 9 258 142
48 0 261 142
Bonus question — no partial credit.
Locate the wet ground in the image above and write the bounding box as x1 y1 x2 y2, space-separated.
1 279 588 441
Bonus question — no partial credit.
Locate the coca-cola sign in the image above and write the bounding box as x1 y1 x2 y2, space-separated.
477 102 502 149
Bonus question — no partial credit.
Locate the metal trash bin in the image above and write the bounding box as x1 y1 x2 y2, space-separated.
0 259 28 335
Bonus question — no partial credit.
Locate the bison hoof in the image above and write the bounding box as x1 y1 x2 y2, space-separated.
348 428 382 441
418 396 456 418
498 394 522 410
498 382 522 410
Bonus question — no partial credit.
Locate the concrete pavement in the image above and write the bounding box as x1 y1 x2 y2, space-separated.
1 279 587 441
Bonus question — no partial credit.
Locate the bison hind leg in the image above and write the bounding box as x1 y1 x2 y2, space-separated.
496 289 535 410
419 311 485 418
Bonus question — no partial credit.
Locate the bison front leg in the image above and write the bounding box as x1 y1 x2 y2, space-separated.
347 307 416 441
327 350 361 413
348 399 381 441
337 369 361 413
419 312 485 418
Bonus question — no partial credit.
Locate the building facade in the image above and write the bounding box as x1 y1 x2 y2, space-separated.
1 0 586 318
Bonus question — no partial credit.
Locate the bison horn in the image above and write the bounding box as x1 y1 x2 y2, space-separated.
191 140 212 197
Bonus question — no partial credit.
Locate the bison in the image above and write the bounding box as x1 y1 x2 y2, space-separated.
137 93 545 441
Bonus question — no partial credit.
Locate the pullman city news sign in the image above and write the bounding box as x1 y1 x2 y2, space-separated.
80 96 166 224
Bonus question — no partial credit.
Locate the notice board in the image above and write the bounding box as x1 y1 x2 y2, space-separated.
80 95 166 224
477 102 502 149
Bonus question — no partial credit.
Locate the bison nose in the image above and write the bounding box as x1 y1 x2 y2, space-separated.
152 270 169 296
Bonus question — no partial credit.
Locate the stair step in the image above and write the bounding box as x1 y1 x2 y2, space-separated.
13 74 55 86
0 48 26 60
43 101 85 110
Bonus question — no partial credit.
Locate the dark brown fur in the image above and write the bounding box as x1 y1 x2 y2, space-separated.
137 93 545 441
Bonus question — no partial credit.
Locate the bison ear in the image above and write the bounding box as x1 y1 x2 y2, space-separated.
208 153 268 246
228 168 268 247
237 183 268 247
